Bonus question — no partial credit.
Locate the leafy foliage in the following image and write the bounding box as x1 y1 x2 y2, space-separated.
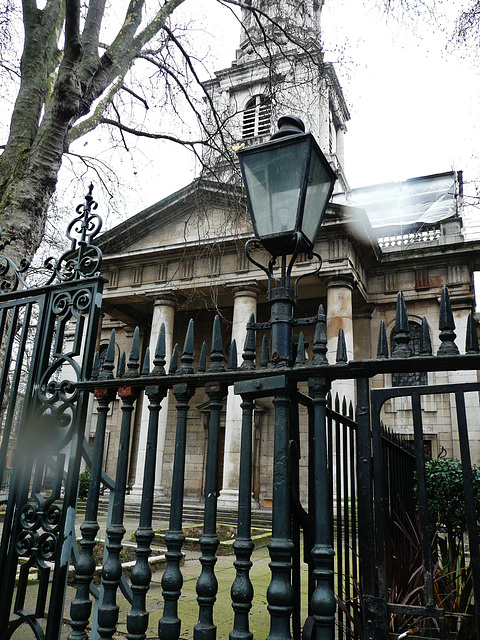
78 469 91 501
338 458 479 638
425 458 480 541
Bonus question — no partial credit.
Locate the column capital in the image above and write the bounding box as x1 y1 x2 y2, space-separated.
232 284 260 300
149 291 179 310
325 275 354 291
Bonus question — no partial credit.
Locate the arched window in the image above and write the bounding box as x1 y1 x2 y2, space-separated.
242 95 271 140
391 321 428 387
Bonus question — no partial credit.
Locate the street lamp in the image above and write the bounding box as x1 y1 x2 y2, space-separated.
237 115 336 257
236 116 338 640
237 115 336 365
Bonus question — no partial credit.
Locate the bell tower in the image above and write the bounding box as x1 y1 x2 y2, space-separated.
202 0 349 192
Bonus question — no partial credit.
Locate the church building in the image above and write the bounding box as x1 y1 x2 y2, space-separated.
92 0 480 507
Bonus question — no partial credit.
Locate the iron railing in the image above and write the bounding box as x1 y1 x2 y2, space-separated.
69 285 480 640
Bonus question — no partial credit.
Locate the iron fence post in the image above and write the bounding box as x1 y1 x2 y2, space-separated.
308 375 335 640
267 388 295 640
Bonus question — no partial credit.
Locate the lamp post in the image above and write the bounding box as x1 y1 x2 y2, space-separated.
237 116 337 640
237 115 336 365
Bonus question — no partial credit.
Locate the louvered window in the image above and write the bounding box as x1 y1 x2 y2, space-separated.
242 95 271 140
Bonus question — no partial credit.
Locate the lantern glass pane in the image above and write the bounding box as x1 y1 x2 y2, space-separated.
302 149 335 245
242 140 309 238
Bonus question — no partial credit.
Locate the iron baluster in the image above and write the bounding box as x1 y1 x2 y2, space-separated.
69 330 117 640
230 395 255 640
159 320 195 640
289 388 302 640
98 328 141 640
349 408 359 640
69 387 115 638
158 381 195 640
411 394 435 607
356 376 383 640
308 376 335 640
127 375 168 640
371 391 388 609
335 394 343 639
306 390 316 613
342 398 351 637
194 385 223 640
266 389 294 640
454 391 480 635
194 316 226 640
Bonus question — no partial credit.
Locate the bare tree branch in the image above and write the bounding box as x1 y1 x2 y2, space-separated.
120 84 149 110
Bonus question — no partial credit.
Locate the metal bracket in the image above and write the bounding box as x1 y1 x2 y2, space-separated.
234 374 287 397
248 316 318 333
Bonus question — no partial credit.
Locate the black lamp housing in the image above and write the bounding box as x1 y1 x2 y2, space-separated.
237 115 337 256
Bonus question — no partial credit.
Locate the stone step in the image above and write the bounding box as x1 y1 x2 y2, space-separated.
76 498 273 530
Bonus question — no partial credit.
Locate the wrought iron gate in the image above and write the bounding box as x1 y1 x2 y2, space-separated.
0 186 104 639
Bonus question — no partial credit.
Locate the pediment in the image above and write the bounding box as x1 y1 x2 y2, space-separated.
97 179 250 256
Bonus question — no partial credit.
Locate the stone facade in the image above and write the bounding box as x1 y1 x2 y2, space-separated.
93 179 480 506
90 0 480 506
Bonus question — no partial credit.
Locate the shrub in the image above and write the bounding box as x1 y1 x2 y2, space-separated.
78 469 91 501
425 458 480 547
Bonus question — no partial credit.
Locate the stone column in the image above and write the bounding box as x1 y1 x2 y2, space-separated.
218 286 258 508
326 277 355 405
131 294 176 497
336 125 346 173
448 301 480 461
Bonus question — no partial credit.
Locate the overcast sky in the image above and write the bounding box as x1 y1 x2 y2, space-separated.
322 1 480 192
67 1 480 235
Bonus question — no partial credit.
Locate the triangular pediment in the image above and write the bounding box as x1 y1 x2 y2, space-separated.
97 179 250 256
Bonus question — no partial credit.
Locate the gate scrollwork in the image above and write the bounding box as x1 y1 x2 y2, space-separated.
0 184 104 638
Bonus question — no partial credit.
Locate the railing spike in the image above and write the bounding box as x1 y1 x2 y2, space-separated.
124 327 140 377
295 332 306 366
376 321 389 359
312 304 327 365
334 393 340 413
342 396 347 416
349 401 354 418
152 323 166 375
118 351 126 377
198 341 207 372
438 286 459 355
240 313 256 370
141 347 150 376
169 344 179 374
260 334 269 368
228 339 238 370
336 328 347 363
100 329 116 380
178 318 194 375
208 316 225 373
91 351 100 380
420 317 433 356
466 311 479 354
392 292 411 358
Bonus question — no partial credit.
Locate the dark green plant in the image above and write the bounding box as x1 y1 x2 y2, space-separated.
78 469 91 501
338 458 480 639
424 458 480 546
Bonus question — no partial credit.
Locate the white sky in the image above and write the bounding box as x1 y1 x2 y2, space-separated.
63 1 480 236
321 1 480 191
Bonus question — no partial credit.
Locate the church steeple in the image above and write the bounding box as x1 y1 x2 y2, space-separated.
202 0 349 193
238 0 324 63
